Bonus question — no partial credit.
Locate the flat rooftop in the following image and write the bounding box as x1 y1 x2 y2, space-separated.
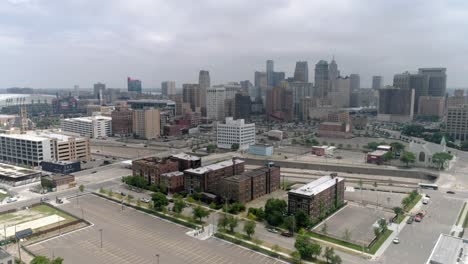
289 175 344 197
171 153 201 161
427 234 467 264
64 116 111 122
0 163 41 178
368 150 388 156
0 133 48 142
161 171 183 178
185 159 244 175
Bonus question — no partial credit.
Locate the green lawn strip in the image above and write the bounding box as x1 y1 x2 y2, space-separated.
368 229 393 254
395 214 406 224
457 202 467 226
462 210 468 228
0 192 7 201
306 231 364 252
404 194 422 212
31 204 77 223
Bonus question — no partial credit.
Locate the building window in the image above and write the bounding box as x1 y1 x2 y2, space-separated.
419 152 425 162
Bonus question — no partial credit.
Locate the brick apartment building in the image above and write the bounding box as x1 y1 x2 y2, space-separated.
221 164 280 203
160 171 184 193
171 153 202 171
183 159 245 194
132 157 179 186
288 175 345 221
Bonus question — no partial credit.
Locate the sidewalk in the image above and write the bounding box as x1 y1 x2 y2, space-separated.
450 201 468 237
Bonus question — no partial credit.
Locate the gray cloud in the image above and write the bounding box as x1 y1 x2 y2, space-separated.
0 0 467 89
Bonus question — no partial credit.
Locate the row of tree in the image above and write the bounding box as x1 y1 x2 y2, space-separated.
294 233 342 263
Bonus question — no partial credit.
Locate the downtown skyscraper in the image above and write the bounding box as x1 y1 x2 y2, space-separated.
199 70 211 115
293 61 309 83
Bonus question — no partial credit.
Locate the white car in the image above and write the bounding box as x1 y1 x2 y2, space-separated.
393 237 400 244
6 197 18 203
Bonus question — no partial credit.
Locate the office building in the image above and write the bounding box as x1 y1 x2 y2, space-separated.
220 164 280 203
182 84 201 112
266 60 274 87
206 86 226 121
183 159 245 194
418 96 445 118
0 162 42 186
288 175 345 221
447 90 468 107
314 60 329 99
199 70 210 113
62 116 112 138
161 81 176 97
266 86 294 121
132 108 160 139
217 117 255 150
372 76 383 90
248 144 274 156
290 82 314 120
330 76 351 108
446 104 468 141
128 77 142 93
272 72 286 87
349 74 360 92
111 106 133 137
254 71 267 98
318 122 352 138
234 93 252 120
160 171 185 193
377 87 415 122
300 97 315 121
328 58 340 92
418 68 447 96
393 72 429 113
93 82 106 101
127 99 176 116
41 160 81 174
240 80 253 96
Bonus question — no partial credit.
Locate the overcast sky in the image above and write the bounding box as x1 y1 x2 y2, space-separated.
1 0 467 89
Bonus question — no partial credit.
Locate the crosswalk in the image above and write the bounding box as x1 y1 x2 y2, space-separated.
27 195 284 264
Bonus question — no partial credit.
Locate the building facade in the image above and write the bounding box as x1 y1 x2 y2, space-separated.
288 175 345 221
62 116 112 138
132 108 160 139
111 106 133 136
161 81 176 97
206 87 226 121
217 117 255 150
132 157 179 186
377 87 415 122
418 68 447 96
198 70 210 114
182 84 201 112
128 77 142 93
372 76 383 90
418 96 445 118
446 104 468 141
294 61 309 83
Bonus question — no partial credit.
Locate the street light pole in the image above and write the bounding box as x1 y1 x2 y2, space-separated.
154 254 159 264
99 229 103 248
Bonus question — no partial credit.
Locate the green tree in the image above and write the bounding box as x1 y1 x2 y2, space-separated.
393 207 404 220
432 152 453 170
231 143 240 151
323 247 335 263
321 222 328 235
378 219 388 232
79 185 84 193
400 151 416 167
295 211 310 229
373 227 381 237
390 142 405 153
294 234 322 260
227 216 238 232
264 198 288 226
284 215 296 234
461 141 468 151
218 214 229 230
172 198 186 214
342 228 352 241
192 206 210 222
366 142 379 150
243 220 256 238
383 151 394 161
31 256 64 264
207 144 217 153
151 192 168 211
401 197 411 210
331 255 342 264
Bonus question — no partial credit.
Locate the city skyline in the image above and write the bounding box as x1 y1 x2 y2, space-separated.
1 0 467 88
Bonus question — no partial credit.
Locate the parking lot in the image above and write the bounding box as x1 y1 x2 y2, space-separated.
314 204 394 246
345 189 406 209
27 195 285 264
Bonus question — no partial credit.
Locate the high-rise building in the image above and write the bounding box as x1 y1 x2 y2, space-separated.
418 68 447 96
349 74 360 92
111 106 133 137
446 104 468 141
217 117 256 150
240 80 254 98
73 85 80 97
234 93 252 120
272 72 286 87
330 77 351 108
93 82 106 101
266 60 274 87
290 82 314 119
314 60 329 99
254 71 268 98
206 87 226 121
377 87 415 122
127 77 142 93
294 61 309 83
132 108 160 139
393 72 429 114
199 70 210 114
62 116 112 138
182 84 200 112
328 58 340 92
418 96 445 118
266 86 294 122
372 76 383 90
447 90 468 107
161 81 176 97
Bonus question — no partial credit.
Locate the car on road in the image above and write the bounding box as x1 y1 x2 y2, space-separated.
422 197 430 204
266 228 279 233
91 171 97 174
40 197 50 202
415 212 425 222
281 231 293 237
6 197 18 203
140 197 151 203
393 237 400 244
120 192 127 196
446 191 456 194
406 216 414 224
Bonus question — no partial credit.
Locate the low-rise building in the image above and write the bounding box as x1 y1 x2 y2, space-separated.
0 248 14 264
183 159 245 194
267 130 284 141
132 157 179 186
220 164 280 203
0 163 42 186
41 174 76 191
62 116 112 138
170 153 201 171
366 150 388 164
318 122 352 138
427 234 468 264
311 146 335 156
160 171 184 193
248 144 274 156
288 175 345 222
40 160 81 174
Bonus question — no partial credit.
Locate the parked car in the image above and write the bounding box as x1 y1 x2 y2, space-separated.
40 197 50 202
393 237 400 244
406 216 414 224
281 231 293 237
140 197 151 203
446 191 456 194
120 192 127 196
6 197 18 203
266 228 279 234
422 197 430 204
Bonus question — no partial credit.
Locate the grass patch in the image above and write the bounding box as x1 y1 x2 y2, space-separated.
462 210 468 228
404 194 422 212
395 214 406 224
31 204 77 223
306 231 364 252
0 192 8 201
368 229 392 254
457 202 467 226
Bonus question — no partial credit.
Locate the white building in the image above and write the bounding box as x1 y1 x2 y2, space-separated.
217 117 255 150
161 81 176 97
62 116 112 138
206 87 226 121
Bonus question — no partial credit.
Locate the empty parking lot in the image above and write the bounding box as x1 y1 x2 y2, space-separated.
27 195 284 264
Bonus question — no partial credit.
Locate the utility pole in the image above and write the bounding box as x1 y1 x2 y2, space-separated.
154 254 160 264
